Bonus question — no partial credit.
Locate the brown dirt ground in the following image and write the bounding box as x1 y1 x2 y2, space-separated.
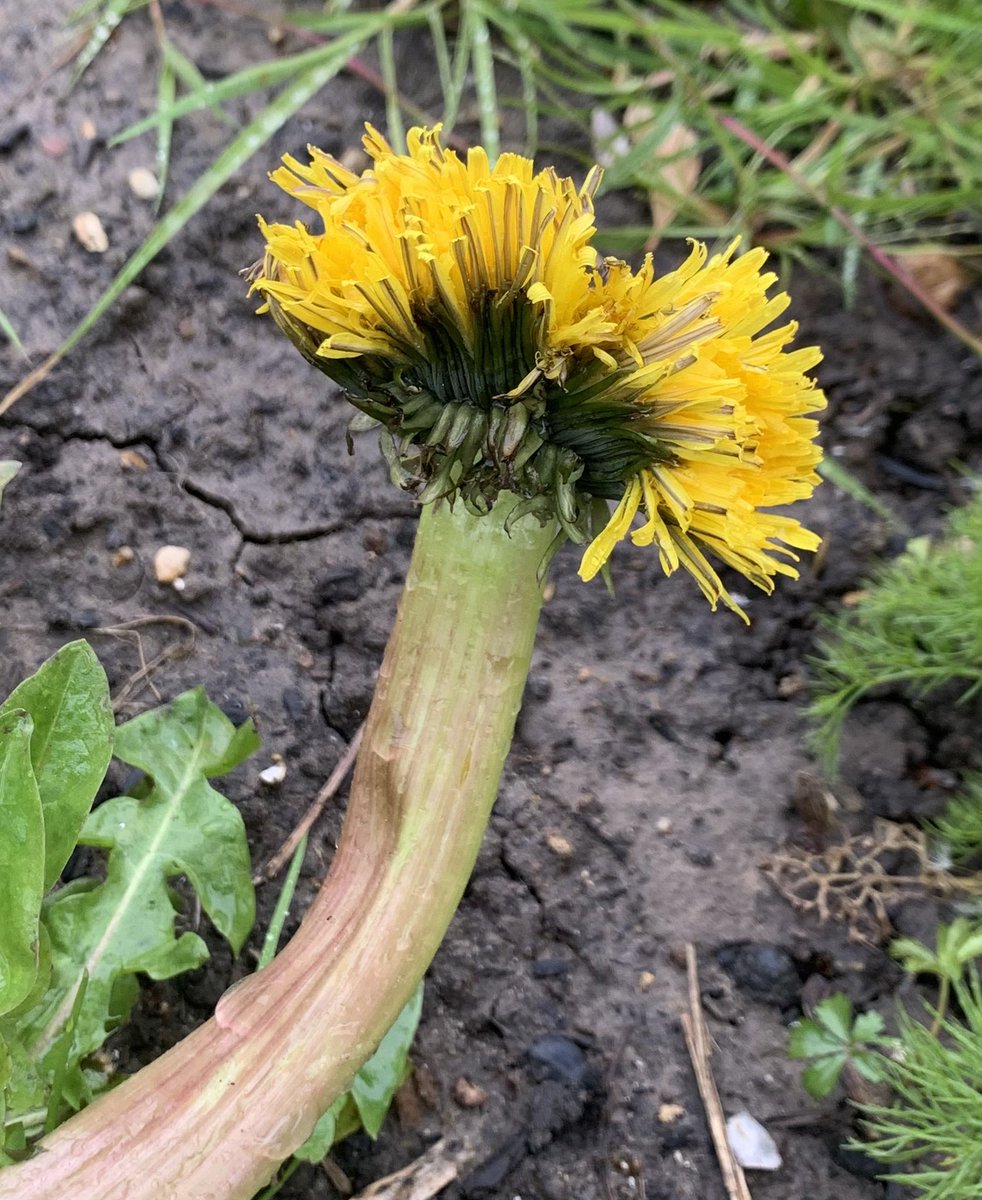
2 5 982 1199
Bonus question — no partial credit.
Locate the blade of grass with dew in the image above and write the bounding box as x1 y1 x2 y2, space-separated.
469 3 500 163
71 0 145 87
153 51 175 214
0 37 374 418
428 3 462 132
110 15 403 146
378 22 406 154
257 836 308 972
162 38 234 124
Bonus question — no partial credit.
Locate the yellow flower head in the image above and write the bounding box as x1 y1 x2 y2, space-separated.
253 125 824 618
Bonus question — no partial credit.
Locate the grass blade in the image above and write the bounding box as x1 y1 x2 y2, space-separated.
71 0 143 87
0 305 26 357
718 113 982 357
153 52 175 213
378 21 406 153
818 457 905 530
469 3 500 162
111 20 389 146
257 835 308 971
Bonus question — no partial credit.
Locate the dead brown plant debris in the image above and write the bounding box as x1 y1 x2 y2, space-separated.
762 821 982 944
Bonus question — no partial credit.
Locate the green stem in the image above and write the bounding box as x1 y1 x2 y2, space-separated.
0 495 556 1200
930 976 950 1037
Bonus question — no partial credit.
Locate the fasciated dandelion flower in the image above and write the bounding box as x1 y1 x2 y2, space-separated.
252 125 824 618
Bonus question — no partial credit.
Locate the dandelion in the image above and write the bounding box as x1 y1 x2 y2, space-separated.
2 131 825 1200
253 124 824 617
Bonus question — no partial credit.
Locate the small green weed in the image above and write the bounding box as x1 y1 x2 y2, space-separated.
0 645 257 1154
931 771 982 863
808 491 982 771
788 993 893 1099
861 973 982 1200
891 918 982 1032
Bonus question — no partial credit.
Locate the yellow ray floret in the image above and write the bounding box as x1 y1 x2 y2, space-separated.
254 125 825 618
256 124 608 367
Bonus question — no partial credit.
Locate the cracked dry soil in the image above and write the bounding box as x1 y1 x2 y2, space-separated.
2 5 982 1199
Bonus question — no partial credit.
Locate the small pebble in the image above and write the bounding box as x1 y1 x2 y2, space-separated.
119 448 148 470
72 211 108 253
79 117 97 140
39 132 69 158
453 1077 486 1108
111 546 135 567
153 544 190 584
686 846 715 868
259 761 287 786
717 942 800 1008
726 1111 782 1170
655 816 673 835
528 1035 588 1087
545 830 574 859
128 166 159 200
658 1103 685 1124
639 970 656 992
10 211 37 235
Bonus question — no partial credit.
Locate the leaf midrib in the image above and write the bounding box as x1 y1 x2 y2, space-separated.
31 719 206 1057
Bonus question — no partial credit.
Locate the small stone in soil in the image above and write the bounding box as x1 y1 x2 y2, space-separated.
453 1077 487 1108
128 166 159 199
716 942 801 1008
153 544 191 583
72 211 109 253
259 761 287 786
545 830 574 859
281 686 307 722
686 845 715 867
528 1035 588 1087
532 958 573 978
726 1111 782 1170
11 210 38 234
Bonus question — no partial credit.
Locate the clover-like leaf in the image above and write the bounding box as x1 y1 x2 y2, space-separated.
789 994 890 1100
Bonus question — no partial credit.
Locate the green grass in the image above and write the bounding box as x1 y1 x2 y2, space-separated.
808 491 982 771
2 0 979 416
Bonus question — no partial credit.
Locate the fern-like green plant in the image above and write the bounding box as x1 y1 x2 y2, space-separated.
862 974 982 1200
932 771 982 863
809 492 982 771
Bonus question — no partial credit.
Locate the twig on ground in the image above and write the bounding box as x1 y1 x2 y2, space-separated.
255 724 365 883
350 1137 463 1199
88 615 197 710
681 944 752 1200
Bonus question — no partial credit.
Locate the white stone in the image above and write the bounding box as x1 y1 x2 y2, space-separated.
725 1111 782 1171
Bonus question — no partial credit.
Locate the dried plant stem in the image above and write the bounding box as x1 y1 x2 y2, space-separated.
255 723 365 883
681 944 752 1200
0 494 556 1200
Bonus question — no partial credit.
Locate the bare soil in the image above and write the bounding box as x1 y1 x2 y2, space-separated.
2 5 981 1199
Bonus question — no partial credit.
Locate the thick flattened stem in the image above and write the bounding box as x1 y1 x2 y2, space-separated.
0 494 555 1200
